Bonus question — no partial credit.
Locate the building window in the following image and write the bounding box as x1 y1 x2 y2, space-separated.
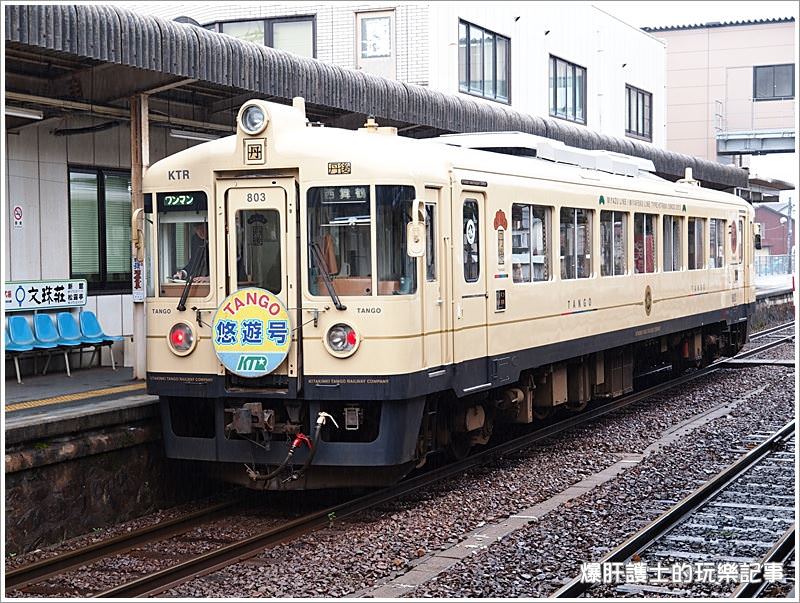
600 210 627 276
687 217 705 270
549 56 586 124
69 168 132 293
634 213 657 274
625 85 652 141
709 218 725 268
458 20 510 103
221 16 315 58
753 64 794 100
662 215 682 272
463 199 480 282
560 208 592 279
511 204 550 283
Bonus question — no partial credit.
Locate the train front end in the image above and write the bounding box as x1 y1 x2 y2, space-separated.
143 99 432 489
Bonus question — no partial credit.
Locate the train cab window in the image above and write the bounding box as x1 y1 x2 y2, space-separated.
235 210 281 293
425 203 436 281
560 207 592 279
662 215 683 272
709 218 725 268
157 191 210 297
512 203 550 282
687 217 706 270
308 185 372 296
377 185 417 295
634 213 657 273
463 200 480 282
600 210 627 276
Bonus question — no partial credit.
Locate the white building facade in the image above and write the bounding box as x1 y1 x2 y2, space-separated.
137 2 667 146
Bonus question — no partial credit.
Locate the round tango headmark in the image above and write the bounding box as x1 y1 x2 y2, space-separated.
211 288 291 378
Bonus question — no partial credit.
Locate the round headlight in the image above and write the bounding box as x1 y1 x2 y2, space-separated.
325 323 359 357
168 322 196 356
241 104 266 135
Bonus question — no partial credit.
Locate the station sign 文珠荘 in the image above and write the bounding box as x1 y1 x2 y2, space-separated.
4 279 88 311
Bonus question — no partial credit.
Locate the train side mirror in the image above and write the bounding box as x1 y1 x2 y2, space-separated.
754 234 762 250
754 223 762 250
406 198 426 258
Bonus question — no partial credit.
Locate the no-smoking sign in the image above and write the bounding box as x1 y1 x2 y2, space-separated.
13 205 23 229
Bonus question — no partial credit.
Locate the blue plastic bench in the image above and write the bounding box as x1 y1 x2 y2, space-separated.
8 314 69 378
75 310 123 370
5 326 33 384
57 312 104 370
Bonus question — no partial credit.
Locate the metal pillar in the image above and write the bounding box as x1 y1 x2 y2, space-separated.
130 95 150 380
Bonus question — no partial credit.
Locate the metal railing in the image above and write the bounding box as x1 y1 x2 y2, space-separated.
756 254 793 276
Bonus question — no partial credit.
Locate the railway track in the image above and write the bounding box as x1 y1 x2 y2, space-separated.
6 322 795 598
554 421 795 598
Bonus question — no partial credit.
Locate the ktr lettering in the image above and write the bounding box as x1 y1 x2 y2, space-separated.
236 355 268 372
223 291 282 316
168 170 190 180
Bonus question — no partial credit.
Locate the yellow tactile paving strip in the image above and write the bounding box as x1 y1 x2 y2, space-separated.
5 383 146 413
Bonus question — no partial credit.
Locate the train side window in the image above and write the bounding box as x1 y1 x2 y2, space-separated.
377 185 417 295
425 203 436 281
600 210 627 276
511 204 550 283
463 199 480 283
735 219 743 263
560 207 592 279
662 215 683 272
709 218 725 268
634 213 657 273
687 217 705 270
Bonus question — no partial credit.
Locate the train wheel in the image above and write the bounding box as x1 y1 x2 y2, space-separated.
448 432 472 460
566 400 588 412
533 406 552 420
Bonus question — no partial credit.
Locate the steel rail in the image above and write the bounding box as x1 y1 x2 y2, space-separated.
733 335 795 360
553 420 796 598
749 321 795 341
733 526 796 598
93 356 772 598
5 499 241 592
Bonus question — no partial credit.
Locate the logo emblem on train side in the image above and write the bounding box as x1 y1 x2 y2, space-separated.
211 287 291 378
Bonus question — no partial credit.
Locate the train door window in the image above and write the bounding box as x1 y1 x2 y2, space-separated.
512 204 550 283
709 218 725 268
307 185 372 296
662 215 682 272
735 219 743 263
463 199 480 282
600 210 627 276
235 210 282 294
425 203 436 281
377 185 417 295
687 217 705 270
634 213 657 273
560 207 592 279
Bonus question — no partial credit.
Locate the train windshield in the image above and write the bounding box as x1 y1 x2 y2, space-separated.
156 192 210 297
307 185 417 297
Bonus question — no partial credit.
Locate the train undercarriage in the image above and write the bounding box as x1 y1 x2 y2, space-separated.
161 319 749 490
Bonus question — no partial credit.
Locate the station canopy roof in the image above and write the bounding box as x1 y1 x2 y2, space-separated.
5 3 748 190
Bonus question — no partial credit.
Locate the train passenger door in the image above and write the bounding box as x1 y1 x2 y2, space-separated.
422 186 447 369
223 180 299 379
451 191 489 393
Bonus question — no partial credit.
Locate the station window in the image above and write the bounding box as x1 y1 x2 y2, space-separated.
69 168 132 293
625 84 652 141
662 215 682 272
425 204 436 282
511 204 550 283
376 185 417 295
308 185 372 296
463 200 480 282
634 213 657 274
220 16 315 58
560 207 592 279
549 56 586 124
600 210 627 276
753 64 794 101
687 217 705 270
709 218 725 268
458 20 510 103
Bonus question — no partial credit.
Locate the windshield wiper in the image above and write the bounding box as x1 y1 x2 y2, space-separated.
309 241 346 311
177 240 208 312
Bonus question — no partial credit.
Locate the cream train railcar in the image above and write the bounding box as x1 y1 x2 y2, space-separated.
141 98 754 489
